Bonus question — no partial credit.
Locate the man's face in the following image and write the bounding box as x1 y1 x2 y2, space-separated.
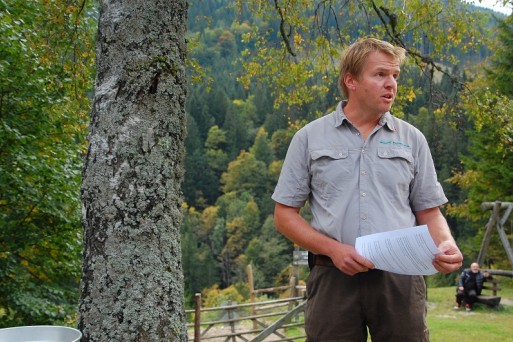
349 51 400 115
470 263 480 273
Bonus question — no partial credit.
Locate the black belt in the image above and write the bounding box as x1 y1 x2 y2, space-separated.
308 253 335 268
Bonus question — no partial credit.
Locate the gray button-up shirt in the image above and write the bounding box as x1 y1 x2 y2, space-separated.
272 101 447 246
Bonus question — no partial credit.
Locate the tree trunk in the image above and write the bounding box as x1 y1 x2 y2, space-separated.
79 1 188 341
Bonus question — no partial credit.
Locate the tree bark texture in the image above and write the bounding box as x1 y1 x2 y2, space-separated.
79 1 187 341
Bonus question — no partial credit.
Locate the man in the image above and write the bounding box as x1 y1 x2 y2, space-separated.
454 262 490 312
271 38 463 341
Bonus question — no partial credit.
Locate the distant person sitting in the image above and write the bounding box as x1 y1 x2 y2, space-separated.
454 262 491 312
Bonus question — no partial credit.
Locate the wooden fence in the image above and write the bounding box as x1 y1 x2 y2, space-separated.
186 265 307 341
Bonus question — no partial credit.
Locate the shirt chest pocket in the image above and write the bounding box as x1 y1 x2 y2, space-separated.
310 148 352 189
376 148 414 186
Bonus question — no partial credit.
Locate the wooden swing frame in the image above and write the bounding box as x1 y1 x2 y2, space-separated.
477 201 513 271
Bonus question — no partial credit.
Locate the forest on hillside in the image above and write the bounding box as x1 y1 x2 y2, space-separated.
1 0 513 327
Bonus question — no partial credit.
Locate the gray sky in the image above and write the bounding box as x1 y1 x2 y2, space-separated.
467 0 512 15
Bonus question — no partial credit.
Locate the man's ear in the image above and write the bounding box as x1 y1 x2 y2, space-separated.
344 73 356 92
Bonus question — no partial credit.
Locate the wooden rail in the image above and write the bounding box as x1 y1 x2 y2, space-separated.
250 301 307 342
186 293 306 341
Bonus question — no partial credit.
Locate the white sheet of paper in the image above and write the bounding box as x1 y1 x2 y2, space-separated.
355 225 441 275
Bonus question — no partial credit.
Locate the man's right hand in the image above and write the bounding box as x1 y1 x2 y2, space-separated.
330 244 375 276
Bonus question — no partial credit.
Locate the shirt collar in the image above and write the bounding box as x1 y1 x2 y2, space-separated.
334 101 396 132
378 112 397 132
333 101 347 127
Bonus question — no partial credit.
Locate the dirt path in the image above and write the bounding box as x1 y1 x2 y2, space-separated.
500 298 513 306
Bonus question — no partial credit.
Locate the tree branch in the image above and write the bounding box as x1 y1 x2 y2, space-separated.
370 1 465 91
274 0 297 56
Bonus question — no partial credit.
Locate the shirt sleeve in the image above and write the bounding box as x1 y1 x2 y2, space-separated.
271 129 311 208
409 131 448 211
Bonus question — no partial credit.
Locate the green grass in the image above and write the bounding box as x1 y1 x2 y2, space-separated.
426 279 513 341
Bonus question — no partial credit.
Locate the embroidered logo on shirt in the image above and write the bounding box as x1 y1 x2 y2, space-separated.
379 140 411 148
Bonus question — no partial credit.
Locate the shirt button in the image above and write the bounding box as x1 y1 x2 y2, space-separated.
362 192 367 197
339 153 343 157
361 170 367 175
361 215 367 220
362 149 366 154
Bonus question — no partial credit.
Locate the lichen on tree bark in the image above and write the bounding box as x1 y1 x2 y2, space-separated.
79 1 188 341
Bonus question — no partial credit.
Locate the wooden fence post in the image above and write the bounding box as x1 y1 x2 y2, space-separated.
288 275 297 320
227 300 236 342
194 293 201 342
289 275 297 298
247 264 257 329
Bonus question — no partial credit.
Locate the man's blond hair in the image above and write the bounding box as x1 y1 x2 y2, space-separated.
338 38 406 99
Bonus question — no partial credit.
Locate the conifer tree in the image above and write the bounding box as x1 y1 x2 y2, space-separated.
487 15 513 96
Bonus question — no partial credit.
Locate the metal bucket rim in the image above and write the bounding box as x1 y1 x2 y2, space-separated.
0 325 82 342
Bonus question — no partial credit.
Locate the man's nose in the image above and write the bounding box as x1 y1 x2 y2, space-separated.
384 76 396 89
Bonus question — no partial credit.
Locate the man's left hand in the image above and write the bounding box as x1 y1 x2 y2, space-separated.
433 240 463 274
